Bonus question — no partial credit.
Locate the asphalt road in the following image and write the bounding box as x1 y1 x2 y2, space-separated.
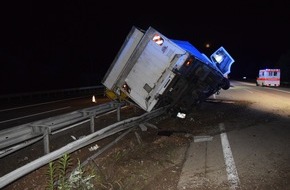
177 80 290 189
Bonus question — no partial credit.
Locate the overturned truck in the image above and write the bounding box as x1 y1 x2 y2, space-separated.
102 26 234 117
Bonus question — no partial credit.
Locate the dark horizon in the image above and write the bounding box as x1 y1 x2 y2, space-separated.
1 1 290 95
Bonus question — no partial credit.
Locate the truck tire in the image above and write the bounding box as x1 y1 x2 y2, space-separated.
221 78 230 90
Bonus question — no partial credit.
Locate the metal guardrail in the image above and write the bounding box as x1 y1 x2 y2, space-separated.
0 105 167 189
0 101 125 157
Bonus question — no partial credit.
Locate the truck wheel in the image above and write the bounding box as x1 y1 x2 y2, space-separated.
221 78 230 90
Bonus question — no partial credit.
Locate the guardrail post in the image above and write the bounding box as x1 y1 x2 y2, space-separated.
117 104 121 121
90 115 95 133
43 127 51 154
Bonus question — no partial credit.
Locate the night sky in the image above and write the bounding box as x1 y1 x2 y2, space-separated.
1 1 290 95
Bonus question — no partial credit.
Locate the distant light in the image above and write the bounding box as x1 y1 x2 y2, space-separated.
243 77 247 80
177 112 186 119
205 43 210 48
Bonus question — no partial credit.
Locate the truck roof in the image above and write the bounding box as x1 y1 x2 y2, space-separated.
171 39 211 65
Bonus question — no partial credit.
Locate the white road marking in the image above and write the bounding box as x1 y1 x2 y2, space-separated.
0 96 83 112
236 81 290 94
219 123 240 189
270 88 290 94
0 107 71 124
243 89 253 93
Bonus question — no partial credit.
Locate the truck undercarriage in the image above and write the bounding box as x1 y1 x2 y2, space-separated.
158 58 230 116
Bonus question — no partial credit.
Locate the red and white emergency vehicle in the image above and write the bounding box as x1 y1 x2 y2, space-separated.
256 69 280 87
